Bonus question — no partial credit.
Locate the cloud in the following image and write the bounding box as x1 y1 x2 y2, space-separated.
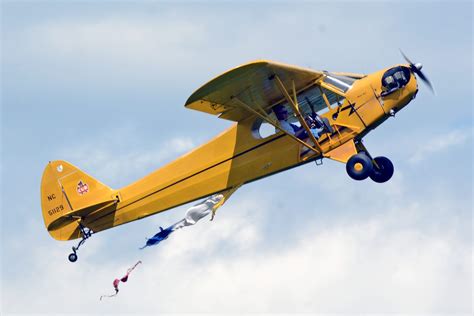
19 15 207 66
2 192 471 314
57 129 196 188
408 128 472 164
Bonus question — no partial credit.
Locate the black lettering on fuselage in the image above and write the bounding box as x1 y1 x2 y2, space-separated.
48 204 64 216
47 194 56 201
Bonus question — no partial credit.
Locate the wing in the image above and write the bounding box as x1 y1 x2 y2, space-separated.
185 60 324 122
330 71 366 79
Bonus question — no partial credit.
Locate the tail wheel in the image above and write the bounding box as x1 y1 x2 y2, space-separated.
346 153 373 180
68 253 78 263
369 156 394 183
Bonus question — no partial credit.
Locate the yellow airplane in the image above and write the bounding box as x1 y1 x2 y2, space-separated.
40 53 433 262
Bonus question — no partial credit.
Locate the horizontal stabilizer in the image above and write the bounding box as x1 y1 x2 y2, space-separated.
47 199 117 231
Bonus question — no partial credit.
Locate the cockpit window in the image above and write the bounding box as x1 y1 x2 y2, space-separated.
323 74 356 92
381 66 411 95
252 84 345 139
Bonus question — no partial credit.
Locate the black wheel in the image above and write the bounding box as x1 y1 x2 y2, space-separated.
346 153 373 180
369 156 394 183
68 253 78 263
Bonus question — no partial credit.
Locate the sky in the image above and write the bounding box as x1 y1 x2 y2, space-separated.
1 0 472 314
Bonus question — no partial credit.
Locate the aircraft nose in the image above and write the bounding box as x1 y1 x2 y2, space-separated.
400 50 434 94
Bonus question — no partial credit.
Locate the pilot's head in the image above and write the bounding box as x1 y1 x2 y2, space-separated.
273 104 289 120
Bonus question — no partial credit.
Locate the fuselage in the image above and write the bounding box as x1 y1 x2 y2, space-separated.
82 64 418 235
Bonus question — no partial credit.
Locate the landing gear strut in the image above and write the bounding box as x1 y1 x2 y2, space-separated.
68 223 93 263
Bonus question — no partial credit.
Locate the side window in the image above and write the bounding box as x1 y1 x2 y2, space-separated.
296 85 345 117
250 83 346 139
322 88 345 109
257 122 277 138
296 85 327 114
251 109 301 139
252 116 280 139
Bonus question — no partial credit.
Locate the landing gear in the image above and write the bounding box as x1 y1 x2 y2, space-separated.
346 152 394 183
68 223 93 263
369 156 394 183
346 152 373 180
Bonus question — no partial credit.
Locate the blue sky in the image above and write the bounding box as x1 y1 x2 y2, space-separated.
1 1 472 314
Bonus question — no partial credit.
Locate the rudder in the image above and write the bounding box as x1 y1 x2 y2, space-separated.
40 160 116 241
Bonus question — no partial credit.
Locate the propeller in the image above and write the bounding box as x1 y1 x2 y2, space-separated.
400 49 435 94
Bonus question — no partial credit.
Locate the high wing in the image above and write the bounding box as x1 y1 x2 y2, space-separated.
330 71 366 79
185 60 325 122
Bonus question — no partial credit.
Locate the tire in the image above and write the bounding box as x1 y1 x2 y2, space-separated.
68 253 78 263
369 156 394 183
346 153 373 180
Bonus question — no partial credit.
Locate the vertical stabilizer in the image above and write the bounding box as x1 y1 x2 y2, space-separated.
40 160 116 240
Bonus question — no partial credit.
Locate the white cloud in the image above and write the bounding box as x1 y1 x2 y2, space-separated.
57 131 196 188
408 128 471 164
21 15 207 67
2 193 471 314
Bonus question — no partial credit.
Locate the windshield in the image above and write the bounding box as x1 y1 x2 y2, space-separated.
323 74 356 93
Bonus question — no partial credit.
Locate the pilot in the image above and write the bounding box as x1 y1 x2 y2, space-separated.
273 104 306 139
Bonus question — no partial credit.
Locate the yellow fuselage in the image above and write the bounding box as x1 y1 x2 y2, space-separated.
84 65 418 236
42 64 418 241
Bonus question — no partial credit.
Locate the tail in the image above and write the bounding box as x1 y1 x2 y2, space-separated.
40 160 117 241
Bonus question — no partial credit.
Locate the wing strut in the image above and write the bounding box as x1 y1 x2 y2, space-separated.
231 96 321 154
273 75 323 153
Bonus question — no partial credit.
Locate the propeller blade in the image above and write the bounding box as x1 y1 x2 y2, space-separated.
416 70 435 94
399 49 414 66
399 49 435 95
